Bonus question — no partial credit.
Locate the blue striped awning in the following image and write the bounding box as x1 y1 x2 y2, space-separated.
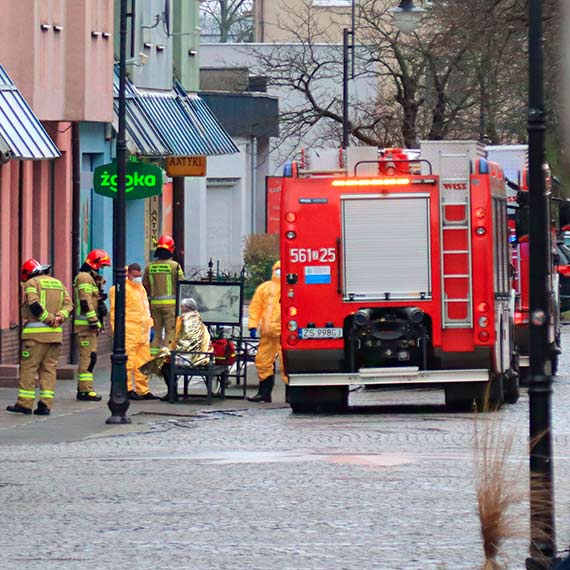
0 66 61 160
113 67 238 157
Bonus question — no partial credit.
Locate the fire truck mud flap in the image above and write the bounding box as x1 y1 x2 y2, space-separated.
288 367 490 387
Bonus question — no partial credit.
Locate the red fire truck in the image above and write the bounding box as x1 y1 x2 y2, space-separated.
508 167 562 379
280 141 519 413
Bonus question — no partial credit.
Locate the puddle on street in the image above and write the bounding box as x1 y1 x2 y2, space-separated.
142 449 415 468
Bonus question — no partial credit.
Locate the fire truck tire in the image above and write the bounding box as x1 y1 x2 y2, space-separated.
519 366 529 387
551 333 561 377
503 352 520 405
481 375 504 410
503 372 520 405
288 386 348 414
445 377 504 412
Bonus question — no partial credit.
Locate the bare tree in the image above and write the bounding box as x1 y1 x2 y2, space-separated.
248 0 559 151
200 0 254 43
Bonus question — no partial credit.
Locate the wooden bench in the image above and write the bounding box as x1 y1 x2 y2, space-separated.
167 351 228 405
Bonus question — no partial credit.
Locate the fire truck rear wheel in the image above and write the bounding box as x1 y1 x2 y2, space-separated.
503 352 520 404
445 376 504 412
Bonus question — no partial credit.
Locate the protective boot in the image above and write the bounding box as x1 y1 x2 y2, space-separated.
77 391 102 402
33 401 50 416
262 375 275 403
6 404 32 415
247 386 265 402
247 376 268 403
247 375 274 403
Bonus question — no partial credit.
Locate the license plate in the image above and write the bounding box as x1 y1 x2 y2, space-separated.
299 327 343 339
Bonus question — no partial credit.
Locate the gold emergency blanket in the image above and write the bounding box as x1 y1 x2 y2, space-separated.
140 310 212 376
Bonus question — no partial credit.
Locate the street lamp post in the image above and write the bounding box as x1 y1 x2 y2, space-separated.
389 1 558 566
390 0 425 35
107 0 131 425
342 1 356 149
526 0 556 567
342 27 353 150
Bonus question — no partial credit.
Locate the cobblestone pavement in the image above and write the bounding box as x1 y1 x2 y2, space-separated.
2 330 570 570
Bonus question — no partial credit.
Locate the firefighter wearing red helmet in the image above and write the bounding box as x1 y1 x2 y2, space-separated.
6 259 73 416
73 249 111 401
143 235 184 355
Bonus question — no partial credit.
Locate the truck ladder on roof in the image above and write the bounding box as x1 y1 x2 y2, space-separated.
439 153 474 328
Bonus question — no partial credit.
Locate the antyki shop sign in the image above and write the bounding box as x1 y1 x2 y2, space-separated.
166 156 207 177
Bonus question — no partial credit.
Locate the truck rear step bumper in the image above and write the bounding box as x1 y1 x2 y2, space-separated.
289 367 490 387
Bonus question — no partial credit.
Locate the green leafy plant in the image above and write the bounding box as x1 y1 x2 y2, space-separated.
243 233 279 299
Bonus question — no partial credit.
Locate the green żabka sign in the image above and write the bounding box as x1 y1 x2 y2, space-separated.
93 161 163 200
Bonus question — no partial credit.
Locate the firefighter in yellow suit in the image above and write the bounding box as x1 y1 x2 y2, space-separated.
7 259 73 416
74 249 111 401
143 235 184 357
110 263 157 400
247 260 287 403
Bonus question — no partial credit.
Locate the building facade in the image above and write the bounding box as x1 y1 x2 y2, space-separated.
254 0 354 43
0 0 115 381
115 0 239 275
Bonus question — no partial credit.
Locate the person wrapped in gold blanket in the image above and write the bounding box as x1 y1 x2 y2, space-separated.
140 298 213 398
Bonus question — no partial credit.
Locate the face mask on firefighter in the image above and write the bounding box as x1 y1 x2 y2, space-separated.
132 276 143 284
275 269 281 278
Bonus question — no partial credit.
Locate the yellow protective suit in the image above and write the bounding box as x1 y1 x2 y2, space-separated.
110 279 154 395
248 260 288 383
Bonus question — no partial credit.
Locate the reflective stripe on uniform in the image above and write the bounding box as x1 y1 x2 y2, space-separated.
149 264 172 273
74 317 100 327
150 347 160 356
85 310 97 318
18 389 36 399
25 287 36 295
150 299 176 305
79 373 93 379
23 323 62 333
78 283 98 293
59 309 69 319
39 309 49 322
40 279 64 290
39 390 55 399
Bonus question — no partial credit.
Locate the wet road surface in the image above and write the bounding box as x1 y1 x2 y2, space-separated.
2 329 570 569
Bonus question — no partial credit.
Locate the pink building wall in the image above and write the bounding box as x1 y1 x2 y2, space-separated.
0 0 114 122
0 125 72 368
0 0 111 372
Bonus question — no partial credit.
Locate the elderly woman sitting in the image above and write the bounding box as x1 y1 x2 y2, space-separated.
140 298 213 398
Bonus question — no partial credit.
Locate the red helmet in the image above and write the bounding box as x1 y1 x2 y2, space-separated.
156 235 175 253
85 249 111 270
21 258 50 282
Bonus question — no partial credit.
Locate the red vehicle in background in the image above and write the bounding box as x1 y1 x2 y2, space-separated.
508 167 562 378
280 141 520 413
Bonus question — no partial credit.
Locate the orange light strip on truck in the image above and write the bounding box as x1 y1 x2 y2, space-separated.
331 178 411 187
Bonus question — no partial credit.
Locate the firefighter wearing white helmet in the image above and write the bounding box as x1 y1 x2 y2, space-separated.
143 235 185 356
247 260 287 403
6 259 73 416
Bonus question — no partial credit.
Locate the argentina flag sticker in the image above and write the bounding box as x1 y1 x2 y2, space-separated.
304 265 332 285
